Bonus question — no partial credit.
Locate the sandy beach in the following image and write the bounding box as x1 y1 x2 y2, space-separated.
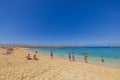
0 48 120 80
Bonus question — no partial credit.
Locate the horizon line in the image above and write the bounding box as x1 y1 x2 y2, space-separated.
0 43 120 48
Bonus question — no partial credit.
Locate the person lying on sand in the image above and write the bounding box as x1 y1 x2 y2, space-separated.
84 53 88 63
26 54 32 60
33 54 38 60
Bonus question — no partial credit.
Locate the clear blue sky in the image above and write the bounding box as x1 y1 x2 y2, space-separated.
0 0 120 46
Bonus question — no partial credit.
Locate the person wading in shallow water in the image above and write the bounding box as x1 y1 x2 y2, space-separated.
35 51 37 54
72 52 75 61
101 56 104 63
50 51 53 59
68 52 71 61
84 53 88 63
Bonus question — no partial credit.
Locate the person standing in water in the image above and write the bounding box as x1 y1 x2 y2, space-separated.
68 52 71 61
101 56 104 63
72 52 75 61
51 51 53 59
84 53 88 63
35 51 37 54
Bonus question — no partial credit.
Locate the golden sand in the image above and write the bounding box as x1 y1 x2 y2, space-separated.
0 48 120 80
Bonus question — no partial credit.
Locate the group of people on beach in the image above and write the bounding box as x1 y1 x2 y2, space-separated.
6 48 13 54
68 52 89 63
50 51 105 63
26 54 38 60
3 48 108 64
26 51 38 60
5 48 105 63
68 52 75 61
5 48 38 60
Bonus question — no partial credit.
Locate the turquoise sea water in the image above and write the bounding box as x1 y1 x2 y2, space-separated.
29 48 120 69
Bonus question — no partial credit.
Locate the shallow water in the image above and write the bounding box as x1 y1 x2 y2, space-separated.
29 48 120 69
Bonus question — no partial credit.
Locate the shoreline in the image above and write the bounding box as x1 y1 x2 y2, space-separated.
0 48 120 80
28 48 120 70
28 49 120 72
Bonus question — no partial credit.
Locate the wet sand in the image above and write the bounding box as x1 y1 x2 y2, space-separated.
0 48 120 80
